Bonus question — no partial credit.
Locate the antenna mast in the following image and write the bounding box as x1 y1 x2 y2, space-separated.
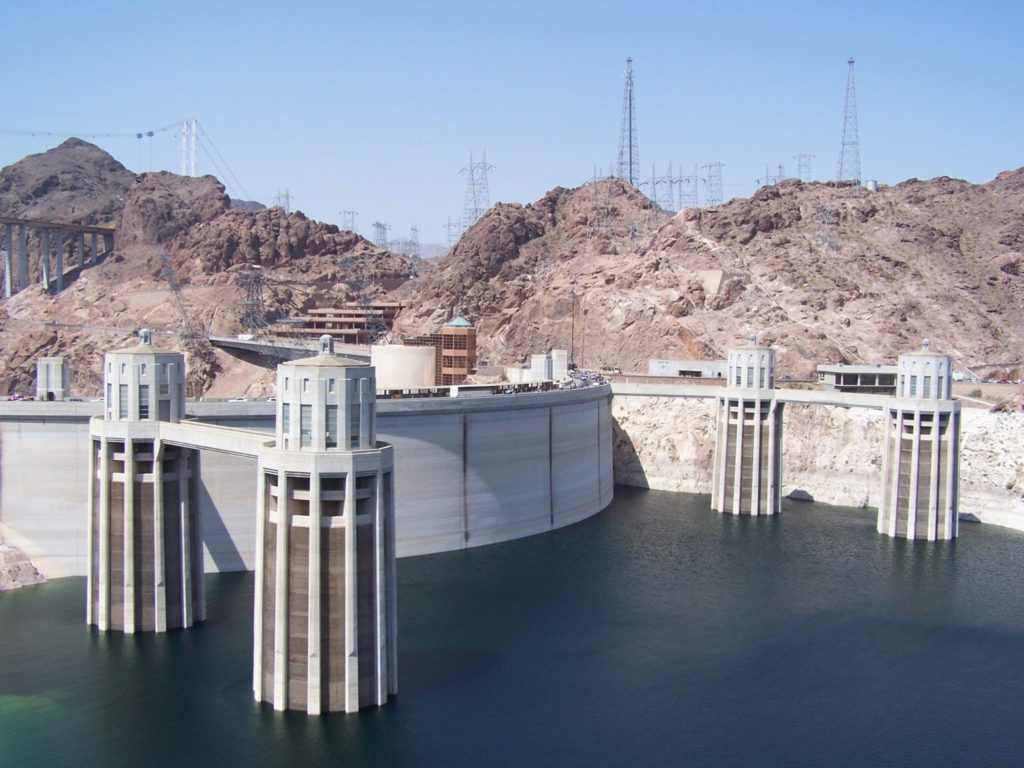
836 58 861 183
616 57 639 186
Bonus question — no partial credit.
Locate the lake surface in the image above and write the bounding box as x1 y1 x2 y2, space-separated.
2 487 1023 767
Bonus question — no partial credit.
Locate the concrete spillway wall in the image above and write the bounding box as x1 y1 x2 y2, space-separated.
0 386 614 577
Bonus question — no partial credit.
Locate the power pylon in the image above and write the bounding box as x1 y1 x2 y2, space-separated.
836 58 861 183
446 217 463 249
616 57 639 186
341 210 358 233
702 162 724 206
795 153 815 180
372 222 390 249
461 152 494 230
236 264 268 329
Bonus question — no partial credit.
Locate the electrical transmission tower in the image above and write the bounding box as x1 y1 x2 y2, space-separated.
616 57 639 186
341 210 358 233
273 189 292 213
461 152 494 230
236 264 268 330
179 118 198 176
836 58 861 183
702 162 724 206
795 153 815 180
446 217 463 249
372 221 390 249
675 165 700 209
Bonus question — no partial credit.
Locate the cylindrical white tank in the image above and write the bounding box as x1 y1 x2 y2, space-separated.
370 345 436 390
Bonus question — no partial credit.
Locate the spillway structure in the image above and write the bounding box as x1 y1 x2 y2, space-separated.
877 341 961 540
87 329 203 632
254 335 397 715
711 339 783 516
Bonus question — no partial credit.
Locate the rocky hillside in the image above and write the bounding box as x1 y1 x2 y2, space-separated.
396 174 1024 376
0 140 414 396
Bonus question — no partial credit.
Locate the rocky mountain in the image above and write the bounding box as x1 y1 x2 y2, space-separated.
395 174 1024 376
0 140 414 397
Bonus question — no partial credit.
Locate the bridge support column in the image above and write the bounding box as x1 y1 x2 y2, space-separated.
76 232 85 271
711 340 782 516
40 228 51 290
55 228 64 292
87 330 203 632
17 225 27 290
102 232 114 258
3 223 12 298
254 336 396 715
91 232 98 264
877 341 960 540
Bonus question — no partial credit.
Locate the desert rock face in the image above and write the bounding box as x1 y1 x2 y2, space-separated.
398 174 1024 377
0 140 414 396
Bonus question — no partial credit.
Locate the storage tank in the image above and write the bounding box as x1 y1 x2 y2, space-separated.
370 344 436 390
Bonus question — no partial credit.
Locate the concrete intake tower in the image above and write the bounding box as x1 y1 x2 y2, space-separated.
877 341 961 540
253 335 397 715
711 340 783 516
87 330 203 632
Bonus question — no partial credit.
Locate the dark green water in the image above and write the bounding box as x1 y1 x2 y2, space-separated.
2 488 1023 767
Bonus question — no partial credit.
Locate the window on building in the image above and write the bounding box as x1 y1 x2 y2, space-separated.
120 363 126 375
734 368 741 386
159 382 169 396
300 404 312 447
328 378 335 394
302 378 309 393
350 403 361 447
138 385 149 419
140 363 147 376
923 376 932 399
909 375 918 397
119 384 128 419
326 405 338 448
282 403 291 433
759 368 766 388
106 383 112 419
747 366 754 387
284 376 290 389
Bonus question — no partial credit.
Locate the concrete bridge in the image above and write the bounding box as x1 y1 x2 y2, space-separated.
208 335 371 363
1 216 115 297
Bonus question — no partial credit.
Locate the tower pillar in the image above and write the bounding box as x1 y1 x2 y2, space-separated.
877 340 960 540
87 330 201 632
254 335 397 715
711 339 783 515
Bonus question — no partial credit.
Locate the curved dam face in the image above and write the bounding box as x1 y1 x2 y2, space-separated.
0 385 614 577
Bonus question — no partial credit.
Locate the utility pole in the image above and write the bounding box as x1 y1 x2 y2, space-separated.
837 58 861 183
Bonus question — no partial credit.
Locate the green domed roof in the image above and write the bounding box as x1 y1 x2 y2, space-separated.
446 315 473 328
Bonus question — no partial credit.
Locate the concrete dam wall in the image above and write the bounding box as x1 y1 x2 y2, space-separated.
0 385 614 577
611 390 1024 531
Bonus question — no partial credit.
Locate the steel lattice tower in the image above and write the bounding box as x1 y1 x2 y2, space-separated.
616 57 639 186
794 153 815 180
702 162 724 206
461 152 494 230
836 58 861 183
236 264 268 329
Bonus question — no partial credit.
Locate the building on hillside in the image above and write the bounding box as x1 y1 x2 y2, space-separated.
817 363 897 395
648 358 727 379
270 302 404 345
404 315 477 386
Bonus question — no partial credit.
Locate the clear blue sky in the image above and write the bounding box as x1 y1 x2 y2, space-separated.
3 0 1022 245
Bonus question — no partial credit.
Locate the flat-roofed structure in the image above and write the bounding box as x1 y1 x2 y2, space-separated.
648 358 727 379
817 363 897 395
404 315 477 386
